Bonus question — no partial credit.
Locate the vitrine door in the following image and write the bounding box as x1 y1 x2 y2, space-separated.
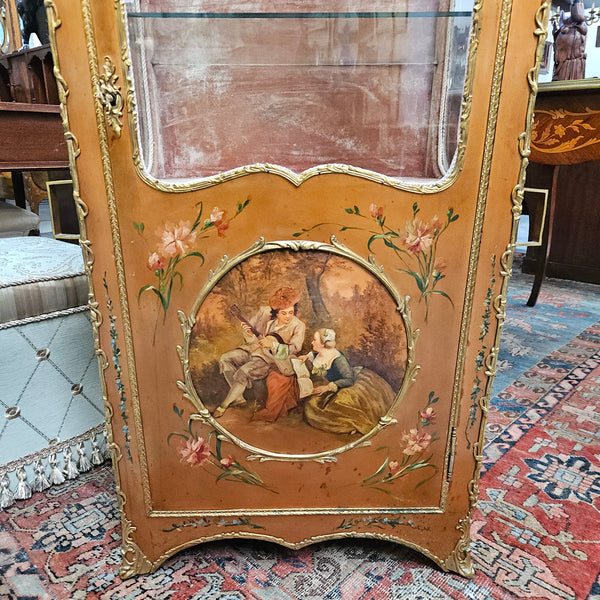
48 0 551 578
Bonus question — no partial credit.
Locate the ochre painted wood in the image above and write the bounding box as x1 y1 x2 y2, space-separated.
48 0 550 578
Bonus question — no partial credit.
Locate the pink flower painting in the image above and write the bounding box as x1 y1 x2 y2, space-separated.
179 437 211 466
401 219 434 255
401 429 432 456
420 406 437 426
135 198 250 326
370 204 384 219
168 406 271 490
294 202 458 320
147 252 167 272
363 391 440 492
159 221 197 257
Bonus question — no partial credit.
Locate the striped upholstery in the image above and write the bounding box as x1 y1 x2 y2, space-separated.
0 237 88 324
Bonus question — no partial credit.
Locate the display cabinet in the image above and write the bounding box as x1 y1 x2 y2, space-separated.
48 0 551 578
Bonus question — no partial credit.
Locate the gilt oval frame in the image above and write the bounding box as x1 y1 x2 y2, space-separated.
177 237 419 463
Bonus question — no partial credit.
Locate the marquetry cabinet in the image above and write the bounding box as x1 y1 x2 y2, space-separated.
48 0 550 578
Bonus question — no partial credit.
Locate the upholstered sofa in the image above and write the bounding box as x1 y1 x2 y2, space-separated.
0 200 41 238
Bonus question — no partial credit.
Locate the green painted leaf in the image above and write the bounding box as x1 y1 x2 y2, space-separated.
400 270 425 292
363 450 389 483
167 432 188 444
138 284 157 303
182 251 205 261
427 289 454 305
367 233 398 252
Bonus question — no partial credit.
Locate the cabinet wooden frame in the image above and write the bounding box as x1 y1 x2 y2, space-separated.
47 0 551 579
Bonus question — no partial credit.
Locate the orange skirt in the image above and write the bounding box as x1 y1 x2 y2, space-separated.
252 371 299 422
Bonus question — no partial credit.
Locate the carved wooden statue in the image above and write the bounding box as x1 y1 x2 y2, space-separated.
16 0 49 47
552 0 588 81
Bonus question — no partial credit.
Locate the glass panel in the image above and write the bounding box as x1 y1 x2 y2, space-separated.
124 1 475 182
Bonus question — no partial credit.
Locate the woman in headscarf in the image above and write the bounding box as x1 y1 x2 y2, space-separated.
302 328 396 435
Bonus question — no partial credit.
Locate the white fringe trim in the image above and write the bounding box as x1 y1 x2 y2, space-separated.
0 424 109 510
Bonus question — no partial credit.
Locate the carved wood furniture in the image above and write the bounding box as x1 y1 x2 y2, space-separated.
524 84 600 288
0 39 68 211
48 0 551 579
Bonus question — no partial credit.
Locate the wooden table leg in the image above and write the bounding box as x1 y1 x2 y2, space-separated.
527 165 558 307
10 171 26 209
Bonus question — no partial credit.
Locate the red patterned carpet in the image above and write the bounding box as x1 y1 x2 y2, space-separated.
1 277 599 599
475 323 600 600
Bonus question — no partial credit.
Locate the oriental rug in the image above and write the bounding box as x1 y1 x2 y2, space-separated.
0 270 599 600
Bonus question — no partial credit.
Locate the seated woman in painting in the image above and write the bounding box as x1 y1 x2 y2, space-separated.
301 328 396 435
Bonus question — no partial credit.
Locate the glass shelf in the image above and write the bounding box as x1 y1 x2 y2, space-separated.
127 11 473 18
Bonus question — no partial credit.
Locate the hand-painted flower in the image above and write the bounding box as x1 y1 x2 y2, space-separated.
179 438 210 466
210 207 225 224
370 204 384 219
431 215 444 233
401 429 432 456
215 220 229 237
434 258 447 272
402 219 433 255
209 207 229 237
147 252 167 271
220 457 235 468
420 407 436 425
159 221 197 257
389 460 400 474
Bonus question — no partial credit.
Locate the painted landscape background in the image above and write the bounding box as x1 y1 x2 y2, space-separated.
189 249 408 415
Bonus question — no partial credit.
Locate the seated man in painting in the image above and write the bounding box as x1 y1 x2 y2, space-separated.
215 287 306 418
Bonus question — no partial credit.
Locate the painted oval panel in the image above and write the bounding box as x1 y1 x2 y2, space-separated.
185 244 412 458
